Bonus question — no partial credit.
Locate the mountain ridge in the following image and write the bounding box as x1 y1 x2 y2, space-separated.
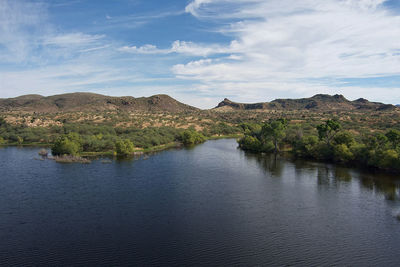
0 92 199 113
0 92 397 113
215 94 397 112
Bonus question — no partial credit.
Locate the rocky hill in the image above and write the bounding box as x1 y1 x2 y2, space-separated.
0 93 199 113
215 94 397 112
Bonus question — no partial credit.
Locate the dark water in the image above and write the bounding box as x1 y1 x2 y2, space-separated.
1 139 400 266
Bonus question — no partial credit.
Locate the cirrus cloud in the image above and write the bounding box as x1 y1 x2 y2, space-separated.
166 0 400 104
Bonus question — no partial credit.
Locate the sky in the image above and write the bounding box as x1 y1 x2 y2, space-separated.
1 0 400 108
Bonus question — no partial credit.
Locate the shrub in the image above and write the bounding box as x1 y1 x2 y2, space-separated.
238 135 262 152
333 144 354 162
115 139 135 156
52 136 82 156
350 143 369 164
334 131 355 146
17 136 24 145
293 135 319 158
379 149 400 169
386 129 400 149
180 130 205 145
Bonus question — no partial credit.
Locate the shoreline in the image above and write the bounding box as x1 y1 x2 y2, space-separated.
242 148 400 175
12 137 400 175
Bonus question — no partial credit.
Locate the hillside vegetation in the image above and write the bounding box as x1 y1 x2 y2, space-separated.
0 93 198 113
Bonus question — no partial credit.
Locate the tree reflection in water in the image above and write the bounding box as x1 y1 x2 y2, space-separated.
245 152 284 177
244 152 400 202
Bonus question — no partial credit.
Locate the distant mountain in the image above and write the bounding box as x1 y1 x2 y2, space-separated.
215 94 398 112
0 93 199 113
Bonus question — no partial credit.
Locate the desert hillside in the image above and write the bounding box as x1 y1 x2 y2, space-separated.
0 93 199 113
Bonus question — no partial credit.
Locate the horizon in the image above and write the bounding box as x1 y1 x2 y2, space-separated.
1 0 400 108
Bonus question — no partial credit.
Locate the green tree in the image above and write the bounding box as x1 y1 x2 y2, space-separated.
240 123 261 135
17 136 24 145
238 135 263 152
333 131 355 147
180 130 205 145
293 135 319 158
52 136 81 156
365 133 389 151
386 129 400 149
317 119 341 146
379 149 400 169
115 139 135 156
333 144 354 162
261 119 288 153
284 124 303 146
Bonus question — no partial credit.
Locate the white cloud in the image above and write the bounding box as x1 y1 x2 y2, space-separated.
0 0 108 64
119 40 234 57
0 0 48 62
171 0 400 105
185 0 214 16
119 44 164 54
43 33 105 47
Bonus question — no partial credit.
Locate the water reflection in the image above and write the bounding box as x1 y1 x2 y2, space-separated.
244 152 284 177
358 173 400 201
245 152 400 202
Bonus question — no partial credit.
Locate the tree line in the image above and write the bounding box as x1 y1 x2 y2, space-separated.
238 119 400 171
50 129 206 156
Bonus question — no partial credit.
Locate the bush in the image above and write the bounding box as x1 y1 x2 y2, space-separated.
379 149 400 169
386 129 400 149
17 136 24 145
334 131 355 146
115 139 135 156
239 135 262 152
314 143 334 161
180 130 205 145
350 143 369 164
333 144 354 162
293 135 319 158
52 136 82 156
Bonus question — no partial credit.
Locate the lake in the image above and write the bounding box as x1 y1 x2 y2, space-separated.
1 139 400 266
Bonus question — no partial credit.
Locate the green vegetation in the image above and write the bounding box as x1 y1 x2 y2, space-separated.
115 139 135 156
261 119 288 152
179 129 206 145
316 119 341 146
52 133 82 156
239 119 400 172
46 126 204 157
0 113 237 158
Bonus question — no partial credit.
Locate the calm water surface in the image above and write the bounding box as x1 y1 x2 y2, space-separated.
1 139 400 266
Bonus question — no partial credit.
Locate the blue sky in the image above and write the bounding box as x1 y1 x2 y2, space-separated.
1 0 400 108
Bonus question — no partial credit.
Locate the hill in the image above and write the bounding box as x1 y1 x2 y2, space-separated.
215 94 397 112
0 93 199 113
